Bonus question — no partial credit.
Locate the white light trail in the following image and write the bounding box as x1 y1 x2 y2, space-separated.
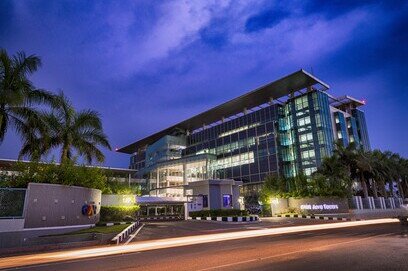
0 218 398 269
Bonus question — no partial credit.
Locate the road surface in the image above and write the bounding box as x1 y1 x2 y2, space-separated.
1 219 407 271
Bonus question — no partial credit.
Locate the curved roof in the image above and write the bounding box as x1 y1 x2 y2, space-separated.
117 69 329 154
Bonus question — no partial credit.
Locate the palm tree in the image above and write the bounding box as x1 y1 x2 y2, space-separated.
382 151 404 198
0 49 55 145
369 150 390 197
332 141 364 194
400 158 408 197
20 92 111 164
354 149 372 198
315 155 352 196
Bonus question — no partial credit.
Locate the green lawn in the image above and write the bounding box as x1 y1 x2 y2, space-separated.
48 224 130 236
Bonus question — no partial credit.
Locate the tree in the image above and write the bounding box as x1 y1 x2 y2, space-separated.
259 174 286 205
313 155 352 197
20 92 112 164
383 151 405 198
354 149 372 198
0 49 55 147
368 150 390 197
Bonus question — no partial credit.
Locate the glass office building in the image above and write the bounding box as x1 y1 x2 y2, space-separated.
117 70 370 198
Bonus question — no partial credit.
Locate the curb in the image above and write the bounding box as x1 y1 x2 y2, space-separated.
111 221 140 245
140 216 183 221
189 215 259 222
275 214 362 221
97 221 133 227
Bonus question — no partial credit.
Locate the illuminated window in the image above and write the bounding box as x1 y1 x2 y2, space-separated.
223 194 232 207
301 150 315 159
218 123 260 138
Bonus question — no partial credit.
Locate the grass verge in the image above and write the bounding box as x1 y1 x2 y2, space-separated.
45 224 130 237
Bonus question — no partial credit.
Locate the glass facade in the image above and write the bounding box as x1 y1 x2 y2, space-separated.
352 109 371 151
127 82 370 198
281 91 334 176
346 116 360 146
334 111 349 146
185 105 280 186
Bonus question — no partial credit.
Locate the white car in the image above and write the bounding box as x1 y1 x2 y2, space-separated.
399 199 408 225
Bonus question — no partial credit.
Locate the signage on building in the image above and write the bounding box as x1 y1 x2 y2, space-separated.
82 203 97 216
288 197 349 214
300 204 339 211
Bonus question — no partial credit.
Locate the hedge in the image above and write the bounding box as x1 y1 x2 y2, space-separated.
189 209 249 218
100 206 140 222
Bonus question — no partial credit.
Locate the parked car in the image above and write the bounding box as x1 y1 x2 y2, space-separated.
398 199 408 225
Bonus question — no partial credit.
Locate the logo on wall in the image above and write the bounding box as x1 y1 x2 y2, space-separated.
82 203 97 216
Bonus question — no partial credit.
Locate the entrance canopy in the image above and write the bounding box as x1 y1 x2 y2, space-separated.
136 196 187 206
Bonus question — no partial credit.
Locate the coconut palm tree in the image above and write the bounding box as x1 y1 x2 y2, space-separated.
382 151 403 197
0 49 55 145
20 92 112 164
17 110 50 161
354 149 372 198
369 150 391 197
391 153 406 198
400 158 408 197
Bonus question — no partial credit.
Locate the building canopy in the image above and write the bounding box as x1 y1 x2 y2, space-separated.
117 69 329 154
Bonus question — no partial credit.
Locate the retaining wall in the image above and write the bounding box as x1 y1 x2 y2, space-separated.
23 183 101 228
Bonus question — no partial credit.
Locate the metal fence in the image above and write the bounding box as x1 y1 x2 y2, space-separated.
0 188 26 218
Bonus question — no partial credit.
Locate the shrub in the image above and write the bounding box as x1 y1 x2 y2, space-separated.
0 160 107 190
189 209 249 218
259 173 348 206
100 206 140 222
102 179 141 195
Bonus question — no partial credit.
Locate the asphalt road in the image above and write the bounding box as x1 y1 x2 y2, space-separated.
132 217 336 242
2 220 407 271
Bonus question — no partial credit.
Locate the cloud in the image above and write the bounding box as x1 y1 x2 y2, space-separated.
245 8 290 33
0 0 407 166
97 1 235 77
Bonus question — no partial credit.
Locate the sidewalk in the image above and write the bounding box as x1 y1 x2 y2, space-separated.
273 209 402 221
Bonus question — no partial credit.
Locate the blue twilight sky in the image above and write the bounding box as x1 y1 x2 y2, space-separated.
0 0 407 167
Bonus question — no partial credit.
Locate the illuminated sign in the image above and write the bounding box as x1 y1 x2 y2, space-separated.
300 204 339 211
82 203 97 216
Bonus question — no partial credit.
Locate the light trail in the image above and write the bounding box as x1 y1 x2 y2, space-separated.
0 218 398 269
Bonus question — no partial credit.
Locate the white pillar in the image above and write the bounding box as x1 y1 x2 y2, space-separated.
184 203 188 220
156 169 160 196
183 163 187 185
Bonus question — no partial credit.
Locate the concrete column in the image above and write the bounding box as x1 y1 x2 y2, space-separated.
166 169 170 187
183 163 187 185
352 196 363 209
156 169 160 196
184 203 188 220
